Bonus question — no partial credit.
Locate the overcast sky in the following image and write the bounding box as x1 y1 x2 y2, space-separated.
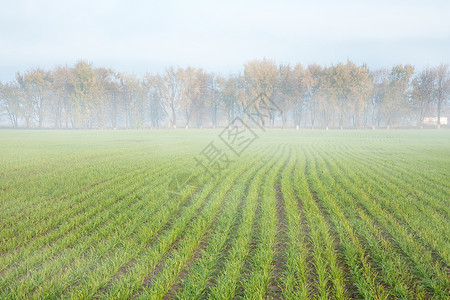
1 0 449 81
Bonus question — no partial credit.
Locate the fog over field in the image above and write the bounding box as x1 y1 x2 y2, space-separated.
0 1 449 299
1 130 449 298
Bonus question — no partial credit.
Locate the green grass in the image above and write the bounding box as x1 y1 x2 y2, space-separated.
0 129 449 299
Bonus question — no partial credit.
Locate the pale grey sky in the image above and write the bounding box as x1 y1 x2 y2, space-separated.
1 0 449 81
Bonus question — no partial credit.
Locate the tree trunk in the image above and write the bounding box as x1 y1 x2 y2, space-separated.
212 103 217 128
339 100 344 129
437 100 441 129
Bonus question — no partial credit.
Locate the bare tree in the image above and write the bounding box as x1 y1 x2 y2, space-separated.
217 75 239 125
303 64 322 128
16 69 52 128
433 64 450 129
383 65 415 129
244 58 278 127
369 69 389 128
207 73 220 128
0 82 23 127
51 66 75 128
412 67 435 127
177 67 209 128
154 67 180 128
276 64 295 128
143 74 164 128
350 63 372 128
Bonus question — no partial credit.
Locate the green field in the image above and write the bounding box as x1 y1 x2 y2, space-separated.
0 130 449 299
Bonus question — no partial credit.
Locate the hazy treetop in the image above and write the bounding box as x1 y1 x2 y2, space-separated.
1 0 449 81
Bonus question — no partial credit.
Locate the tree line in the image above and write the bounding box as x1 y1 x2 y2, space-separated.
0 59 449 129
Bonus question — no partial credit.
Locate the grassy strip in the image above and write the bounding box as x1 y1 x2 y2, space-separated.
1 164 182 298
338 143 450 217
73 146 269 299
291 146 348 299
0 146 181 238
0 156 183 276
207 147 281 299
32 158 204 298
0 147 147 215
301 146 388 299
55 172 204 299
241 144 289 299
0 154 184 252
281 145 309 299
341 141 450 215
333 144 450 267
137 148 271 299
313 144 424 298
362 142 450 196
316 145 449 297
101 150 263 299
176 148 277 299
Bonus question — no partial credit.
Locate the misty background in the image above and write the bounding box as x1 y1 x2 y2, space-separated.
0 0 449 129
1 0 449 81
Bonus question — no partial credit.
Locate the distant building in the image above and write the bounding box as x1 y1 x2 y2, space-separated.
423 117 448 125
423 106 450 126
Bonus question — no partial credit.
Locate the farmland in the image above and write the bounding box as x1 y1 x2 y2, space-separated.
0 129 449 299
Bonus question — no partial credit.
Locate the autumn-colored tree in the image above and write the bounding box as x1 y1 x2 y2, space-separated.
143 74 164 128
276 64 295 128
368 69 389 128
1 61 448 129
303 64 322 128
217 75 239 125
316 66 338 129
178 67 209 128
383 65 415 128
118 73 144 129
207 73 220 128
70 61 98 128
327 63 350 128
350 63 372 128
51 66 74 128
244 58 278 127
16 69 52 128
92 67 115 129
290 63 306 128
322 61 371 128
